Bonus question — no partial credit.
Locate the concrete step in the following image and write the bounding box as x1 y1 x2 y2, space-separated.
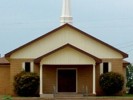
55 93 83 97
40 93 90 100
54 93 90 100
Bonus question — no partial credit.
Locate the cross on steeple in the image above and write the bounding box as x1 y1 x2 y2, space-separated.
60 0 73 25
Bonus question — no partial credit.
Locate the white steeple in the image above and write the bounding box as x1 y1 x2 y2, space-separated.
60 0 73 25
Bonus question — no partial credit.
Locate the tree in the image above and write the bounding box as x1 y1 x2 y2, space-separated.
126 64 133 93
99 72 124 95
14 71 39 97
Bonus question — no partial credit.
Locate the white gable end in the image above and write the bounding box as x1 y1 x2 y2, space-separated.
11 25 123 59
40 46 96 65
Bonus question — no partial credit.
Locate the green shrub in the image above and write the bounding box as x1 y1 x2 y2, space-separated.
14 71 39 97
99 72 124 95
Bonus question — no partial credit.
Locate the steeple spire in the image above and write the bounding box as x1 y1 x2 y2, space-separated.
60 0 73 25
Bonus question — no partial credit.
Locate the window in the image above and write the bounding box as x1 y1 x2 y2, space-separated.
103 62 109 73
100 62 111 74
25 62 31 72
22 62 34 72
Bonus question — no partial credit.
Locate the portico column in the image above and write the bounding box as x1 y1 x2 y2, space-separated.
92 64 96 95
40 64 43 95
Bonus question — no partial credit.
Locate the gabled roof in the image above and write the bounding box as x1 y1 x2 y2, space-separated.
0 57 10 65
34 43 102 64
5 23 128 58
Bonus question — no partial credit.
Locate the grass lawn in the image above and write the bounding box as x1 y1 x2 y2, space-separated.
123 93 133 97
1 94 133 100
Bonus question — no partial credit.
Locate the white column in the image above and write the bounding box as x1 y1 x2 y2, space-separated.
100 63 103 75
108 62 112 72
92 64 96 95
31 62 34 72
40 64 43 95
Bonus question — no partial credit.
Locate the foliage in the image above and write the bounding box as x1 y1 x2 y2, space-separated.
14 71 39 97
99 72 124 95
2 95 12 100
126 64 133 90
126 64 133 94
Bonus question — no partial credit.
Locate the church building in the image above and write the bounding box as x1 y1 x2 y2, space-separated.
0 0 129 97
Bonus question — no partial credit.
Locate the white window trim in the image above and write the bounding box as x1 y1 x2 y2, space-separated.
108 62 112 72
100 62 112 74
22 62 34 72
22 62 25 71
100 63 103 75
30 62 34 72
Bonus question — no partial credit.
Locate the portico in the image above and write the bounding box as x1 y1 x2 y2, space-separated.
34 44 101 97
39 65 98 96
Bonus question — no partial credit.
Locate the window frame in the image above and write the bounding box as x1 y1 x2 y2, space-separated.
100 62 111 74
22 62 34 72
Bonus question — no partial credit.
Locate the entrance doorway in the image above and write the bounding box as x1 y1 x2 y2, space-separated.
58 69 76 92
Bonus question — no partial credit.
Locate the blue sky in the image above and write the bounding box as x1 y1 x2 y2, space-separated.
0 0 133 62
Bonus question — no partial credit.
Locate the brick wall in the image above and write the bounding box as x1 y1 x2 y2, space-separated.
96 59 125 95
0 65 10 94
5 58 125 96
9 59 34 95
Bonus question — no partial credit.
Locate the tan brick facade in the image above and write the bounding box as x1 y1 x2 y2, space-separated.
0 58 40 96
40 60 125 95
9 59 35 95
96 59 126 95
0 58 127 96
0 64 10 95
